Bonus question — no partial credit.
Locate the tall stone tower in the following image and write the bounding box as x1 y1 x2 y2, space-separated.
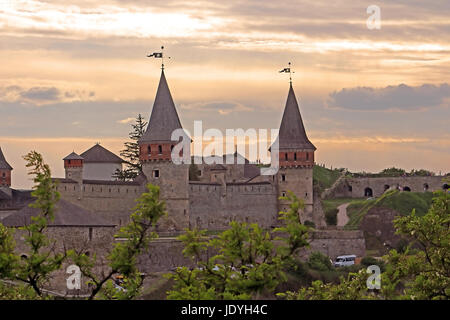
275 83 316 222
0 147 13 192
139 69 190 231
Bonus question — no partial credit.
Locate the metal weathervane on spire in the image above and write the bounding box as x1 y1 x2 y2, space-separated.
279 62 294 84
147 46 171 70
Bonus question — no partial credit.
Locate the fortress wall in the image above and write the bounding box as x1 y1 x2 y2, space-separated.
11 226 116 296
57 181 143 225
298 230 366 260
189 183 278 230
329 176 447 199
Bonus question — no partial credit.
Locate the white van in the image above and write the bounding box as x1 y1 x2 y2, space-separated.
334 255 356 267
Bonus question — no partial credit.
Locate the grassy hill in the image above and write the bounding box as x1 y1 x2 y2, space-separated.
344 190 434 229
313 165 342 194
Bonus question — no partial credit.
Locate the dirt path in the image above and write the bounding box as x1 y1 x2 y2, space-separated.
337 203 350 227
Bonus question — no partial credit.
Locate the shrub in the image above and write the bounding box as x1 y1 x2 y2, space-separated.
308 251 333 272
325 208 338 225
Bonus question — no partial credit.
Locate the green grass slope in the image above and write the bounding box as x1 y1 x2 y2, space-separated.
344 190 434 229
313 165 342 194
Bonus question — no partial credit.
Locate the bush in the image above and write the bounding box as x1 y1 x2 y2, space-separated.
361 256 385 272
308 251 333 272
325 208 338 225
304 220 316 228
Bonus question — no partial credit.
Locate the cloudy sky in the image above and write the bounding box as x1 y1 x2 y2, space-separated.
1 0 449 188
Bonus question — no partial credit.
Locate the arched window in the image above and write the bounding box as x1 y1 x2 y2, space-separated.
364 187 373 197
423 183 429 191
403 186 411 192
384 184 390 191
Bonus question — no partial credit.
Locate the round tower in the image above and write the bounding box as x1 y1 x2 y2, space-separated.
139 69 190 231
274 83 316 223
0 147 13 187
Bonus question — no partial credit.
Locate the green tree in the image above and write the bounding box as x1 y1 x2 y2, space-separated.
0 152 65 297
379 167 406 177
279 189 450 300
114 114 147 181
166 191 311 299
69 184 166 300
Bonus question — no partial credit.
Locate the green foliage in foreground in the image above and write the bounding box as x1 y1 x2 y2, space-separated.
69 184 166 300
166 191 310 300
280 190 449 300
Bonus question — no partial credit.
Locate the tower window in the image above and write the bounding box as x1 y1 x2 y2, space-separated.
306 153 309 160
89 228 93 241
158 145 162 154
171 145 174 151
284 153 288 161
281 191 287 197
147 145 151 155
153 169 160 178
2 172 5 177
281 174 286 181
294 153 297 161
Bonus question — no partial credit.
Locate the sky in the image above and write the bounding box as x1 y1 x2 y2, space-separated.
0 0 449 189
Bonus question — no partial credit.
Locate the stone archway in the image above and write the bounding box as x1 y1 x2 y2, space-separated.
403 186 411 192
423 183 429 191
443 184 449 190
384 184 390 191
364 187 373 197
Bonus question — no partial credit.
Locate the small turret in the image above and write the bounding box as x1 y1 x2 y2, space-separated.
63 152 84 183
0 147 13 187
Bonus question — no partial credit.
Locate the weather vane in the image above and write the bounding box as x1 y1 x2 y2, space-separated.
279 62 294 84
147 46 171 70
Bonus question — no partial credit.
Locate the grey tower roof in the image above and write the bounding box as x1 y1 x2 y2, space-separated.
0 147 13 170
139 70 183 143
277 84 316 150
80 144 123 163
63 152 84 161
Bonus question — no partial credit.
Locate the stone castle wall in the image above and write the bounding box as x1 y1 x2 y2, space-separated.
327 176 447 199
189 182 278 230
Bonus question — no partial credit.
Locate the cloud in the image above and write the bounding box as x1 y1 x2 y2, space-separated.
180 101 253 114
20 86 61 101
117 117 135 124
327 83 450 111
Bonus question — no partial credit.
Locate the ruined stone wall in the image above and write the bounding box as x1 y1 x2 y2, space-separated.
328 176 447 199
189 182 278 230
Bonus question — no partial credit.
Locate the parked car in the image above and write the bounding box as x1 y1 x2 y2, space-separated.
333 254 356 267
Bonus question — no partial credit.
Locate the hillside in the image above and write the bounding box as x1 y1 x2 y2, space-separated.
345 190 434 229
313 165 343 195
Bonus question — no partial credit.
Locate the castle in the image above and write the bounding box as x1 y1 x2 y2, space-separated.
0 68 325 232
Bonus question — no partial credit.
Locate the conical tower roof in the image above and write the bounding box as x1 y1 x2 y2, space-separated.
0 147 13 170
277 84 316 150
139 70 183 143
63 152 84 161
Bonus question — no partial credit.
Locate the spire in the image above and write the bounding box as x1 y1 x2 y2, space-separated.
139 69 183 143
278 84 316 150
0 147 13 170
